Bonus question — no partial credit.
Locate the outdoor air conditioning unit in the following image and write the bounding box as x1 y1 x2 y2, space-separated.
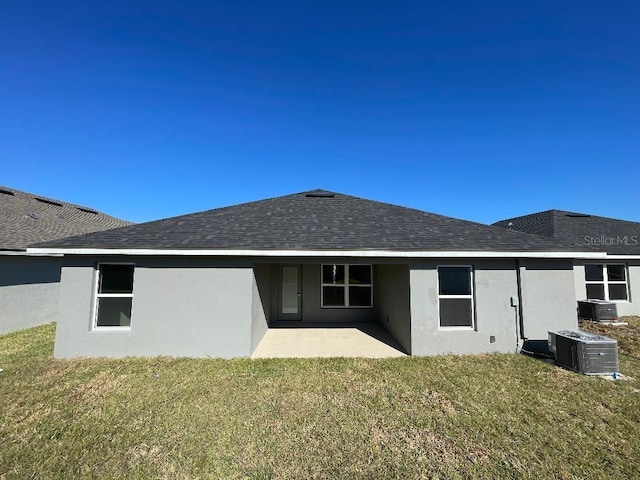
577 299 618 323
548 330 619 375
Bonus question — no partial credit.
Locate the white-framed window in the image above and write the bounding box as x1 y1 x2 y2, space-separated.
93 263 135 329
438 266 474 329
321 264 372 308
585 264 629 301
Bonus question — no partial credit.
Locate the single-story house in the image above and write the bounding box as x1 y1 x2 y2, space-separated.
28 189 607 358
493 210 640 316
0 186 131 334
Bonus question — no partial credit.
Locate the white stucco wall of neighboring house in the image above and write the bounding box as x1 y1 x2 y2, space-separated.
54 256 255 358
573 260 640 317
0 255 62 334
409 259 521 355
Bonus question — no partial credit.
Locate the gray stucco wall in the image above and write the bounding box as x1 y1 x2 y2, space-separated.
0 255 62 334
409 260 520 355
375 264 411 354
573 261 640 317
519 259 577 339
52 255 581 358
54 257 255 358
251 264 271 354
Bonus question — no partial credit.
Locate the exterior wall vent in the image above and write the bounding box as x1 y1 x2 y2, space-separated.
548 330 619 375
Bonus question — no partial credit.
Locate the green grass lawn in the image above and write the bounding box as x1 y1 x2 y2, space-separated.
1 323 640 479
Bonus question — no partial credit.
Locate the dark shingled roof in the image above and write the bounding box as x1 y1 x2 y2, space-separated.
0 185 133 251
493 209 640 255
35 190 593 253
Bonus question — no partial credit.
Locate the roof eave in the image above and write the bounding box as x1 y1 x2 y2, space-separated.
1 249 63 257
601 254 640 260
26 247 607 259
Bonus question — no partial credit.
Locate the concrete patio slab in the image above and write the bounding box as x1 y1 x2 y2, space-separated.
251 323 407 358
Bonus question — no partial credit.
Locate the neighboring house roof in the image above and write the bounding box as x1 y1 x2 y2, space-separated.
0 185 133 251
493 209 640 255
34 189 593 253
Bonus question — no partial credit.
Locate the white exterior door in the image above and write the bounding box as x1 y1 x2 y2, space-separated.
280 265 302 320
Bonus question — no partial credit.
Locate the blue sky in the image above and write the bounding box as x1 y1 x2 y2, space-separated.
2 1 638 224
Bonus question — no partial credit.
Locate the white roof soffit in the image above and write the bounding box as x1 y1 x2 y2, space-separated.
26 247 607 259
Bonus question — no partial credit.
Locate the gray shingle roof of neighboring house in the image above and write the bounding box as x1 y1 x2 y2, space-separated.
493 209 640 255
0 185 133 251
34 189 594 252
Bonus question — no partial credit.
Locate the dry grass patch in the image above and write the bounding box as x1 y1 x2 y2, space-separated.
69 370 127 403
420 389 457 414
580 315 640 359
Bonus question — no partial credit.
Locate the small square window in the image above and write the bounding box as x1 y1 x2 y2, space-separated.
323 286 345 306
322 264 345 285
585 264 604 282
349 286 372 307
607 265 626 282
608 284 628 301
349 265 371 284
586 284 605 300
321 264 372 308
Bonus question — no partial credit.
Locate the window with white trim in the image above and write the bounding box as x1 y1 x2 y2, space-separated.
321 264 372 307
94 264 134 328
438 266 474 328
585 264 629 301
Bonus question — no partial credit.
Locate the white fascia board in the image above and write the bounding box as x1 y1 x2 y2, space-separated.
0 250 63 257
604 255 640 260
26 247 607 259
